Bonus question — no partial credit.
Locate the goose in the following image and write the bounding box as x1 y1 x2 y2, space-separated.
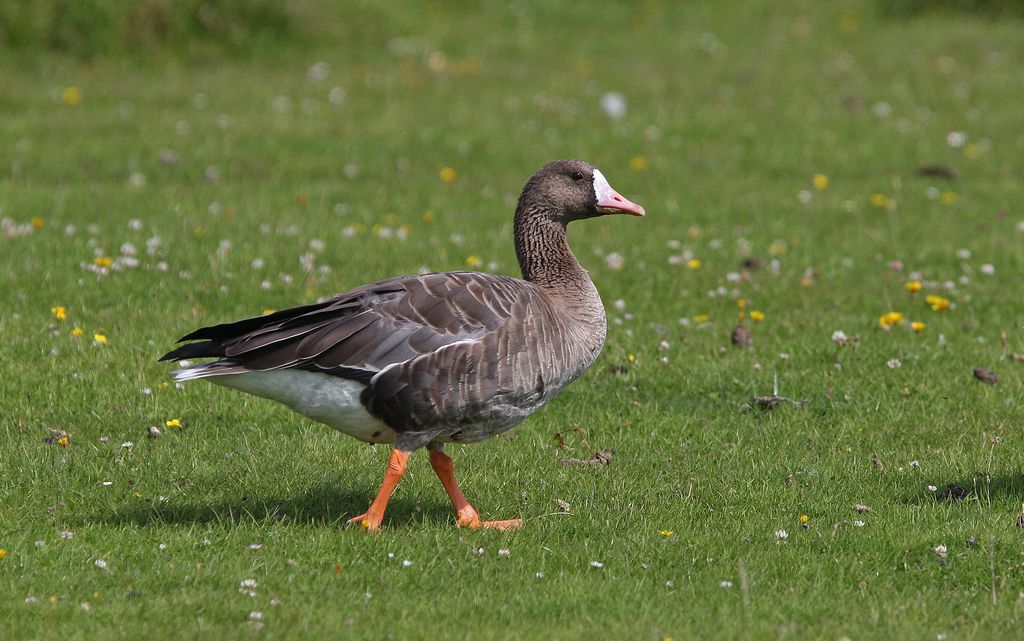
160 159 644 531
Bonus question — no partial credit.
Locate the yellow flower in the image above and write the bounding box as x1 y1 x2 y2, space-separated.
62 86 82 105
939 191 958 204
70 327 84 337
627 353 636 363
750 310 765 322
630 155 648 172
905 280 922 293
93 333 108 344
911 321 926 332
32 217 45 230
165 419 182 429
421 210 435 224
51 306 67 321
812 174 829 190
926 295 950 311
840 8 861 33
799 514 809 524
686 258 702 270
693 314 711 324
0 549 7 560
439 167 457 183
737 298 747 310
94 256 113 268
57 437 69 447
878 312 904 329
659 529 673 537
869 193 894 209
465 255 482 268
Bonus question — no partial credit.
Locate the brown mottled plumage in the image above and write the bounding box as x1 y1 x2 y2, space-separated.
161 160 644 530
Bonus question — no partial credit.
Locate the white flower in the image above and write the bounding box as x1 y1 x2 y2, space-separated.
249 611 264 621
910 460 920 468
249 543 262 550
928 485 938 492
886 359 901 369
980 263 995 275
775 529 788 540
590 561 604 568
307 61 329 82
831 330 848 345
956 248 972 259
498 549 510 557
535 572 544 578
402 559 413 567
599 92 627 120
94 559 108 570
240 579 258 597
604 252 625 271
60 530 74 540
121 441 134 449
720 580 733 588
946 131 967 148
854 520 865 527
934 544 948 556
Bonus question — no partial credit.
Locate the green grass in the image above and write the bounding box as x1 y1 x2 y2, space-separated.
2 1 1024 639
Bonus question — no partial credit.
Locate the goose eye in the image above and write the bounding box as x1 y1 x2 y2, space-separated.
570 171 585 182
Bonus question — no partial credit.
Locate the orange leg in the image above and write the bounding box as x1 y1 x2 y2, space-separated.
429 449 521 531
348 448 410 532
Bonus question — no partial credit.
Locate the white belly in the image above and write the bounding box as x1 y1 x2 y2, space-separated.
210 370 396 443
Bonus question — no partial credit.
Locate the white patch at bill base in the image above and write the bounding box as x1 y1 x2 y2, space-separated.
592 168 615 204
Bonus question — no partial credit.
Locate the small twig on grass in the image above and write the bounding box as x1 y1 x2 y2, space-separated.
748 395 809 410
990 535 997 605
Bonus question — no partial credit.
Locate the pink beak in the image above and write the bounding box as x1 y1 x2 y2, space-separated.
596 190 646 217
593 168 645 216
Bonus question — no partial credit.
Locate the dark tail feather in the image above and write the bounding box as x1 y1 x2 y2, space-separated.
159 341 224 362
177 302 328 343
161 301 335 362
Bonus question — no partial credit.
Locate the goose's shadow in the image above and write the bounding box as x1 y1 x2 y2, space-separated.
94 482 452 529
902 472 1024 506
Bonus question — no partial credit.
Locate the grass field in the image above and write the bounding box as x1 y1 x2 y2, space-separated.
2 1 1024 639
